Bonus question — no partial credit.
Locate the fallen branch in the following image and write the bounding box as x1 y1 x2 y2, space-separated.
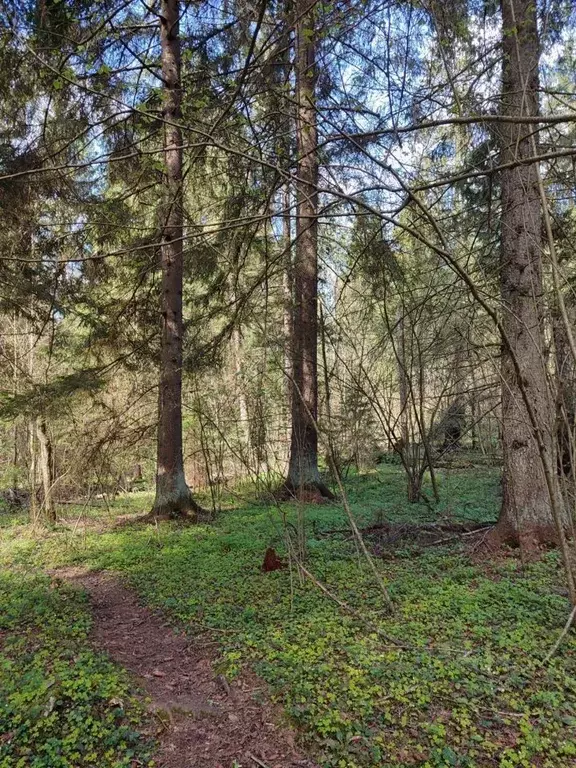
430 526 495 547
317 521 495 537
296 562 410 650
248 754 273 768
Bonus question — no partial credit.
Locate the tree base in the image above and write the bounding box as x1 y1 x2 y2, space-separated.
145 495 212 523
482 518 560 559
277 479 335 503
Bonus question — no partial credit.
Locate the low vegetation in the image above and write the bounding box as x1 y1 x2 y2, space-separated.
0 572 151 768
2 465 576 768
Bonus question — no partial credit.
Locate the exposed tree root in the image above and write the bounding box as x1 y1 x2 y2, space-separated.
143 496 212 524
482 518 562 559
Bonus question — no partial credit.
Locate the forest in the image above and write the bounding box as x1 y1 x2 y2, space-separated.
1 0 576 766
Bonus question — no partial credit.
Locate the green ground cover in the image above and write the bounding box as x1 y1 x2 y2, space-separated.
0 572 152 768
1 465 576 767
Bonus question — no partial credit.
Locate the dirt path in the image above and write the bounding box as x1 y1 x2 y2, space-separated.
55 568 317 768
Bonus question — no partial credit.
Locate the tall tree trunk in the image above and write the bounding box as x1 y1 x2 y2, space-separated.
495 0 557 551
282 183 293 454
279 2 294 459
151 0 199 519
37 417 55 523
284 0 331 499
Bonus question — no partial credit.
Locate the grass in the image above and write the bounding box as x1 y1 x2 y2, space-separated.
1 464 576 767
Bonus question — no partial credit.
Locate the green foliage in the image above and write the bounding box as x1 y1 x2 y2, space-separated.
0 370 105 421
0 572 153 768
1 466 576 767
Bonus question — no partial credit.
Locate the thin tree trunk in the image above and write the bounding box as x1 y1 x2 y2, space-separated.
231 318 251 458
470 367 479 451
284 0 331 499
37 417 55 523
151 0 200 519
395 306 420 502
10 312 18 487
396 306 409 448
495 0 557 552
26 319 38 524
28 422 37 524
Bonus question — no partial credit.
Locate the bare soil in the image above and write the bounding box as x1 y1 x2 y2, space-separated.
55 568 317 768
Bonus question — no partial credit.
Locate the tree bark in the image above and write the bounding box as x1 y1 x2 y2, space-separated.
151 0 200 519
36 417 55 523
28 421 37 524
553 300 576 479
494 0 557 551
231 316 251 461
395 306 410 449
279 3 295 457
283 183 294 453
284 0 332 500
27 320 38 525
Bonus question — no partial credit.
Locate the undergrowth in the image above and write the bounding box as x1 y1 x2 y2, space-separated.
1 465 576 767
0 572 152 768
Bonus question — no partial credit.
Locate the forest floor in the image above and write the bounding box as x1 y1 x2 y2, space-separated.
2 462 576 768
52 567 316 768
